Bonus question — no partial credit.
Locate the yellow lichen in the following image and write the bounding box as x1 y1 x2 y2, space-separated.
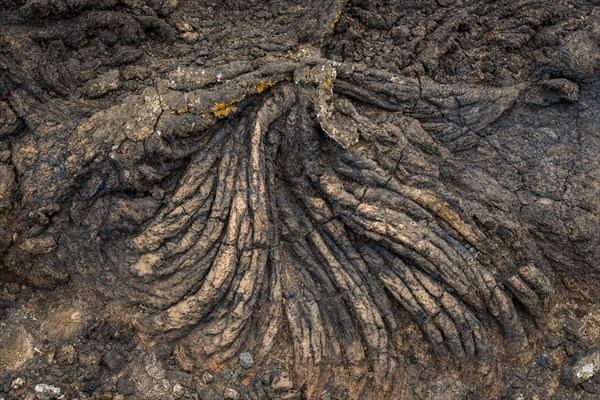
212 102 237 117
171 106 188 115
330 0 348 30
323 64 336 89
255 80 276 94
211 95 245 117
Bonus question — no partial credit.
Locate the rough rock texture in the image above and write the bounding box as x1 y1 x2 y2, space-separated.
0 1 599 399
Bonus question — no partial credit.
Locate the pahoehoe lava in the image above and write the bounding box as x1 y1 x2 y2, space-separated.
1 0 599 398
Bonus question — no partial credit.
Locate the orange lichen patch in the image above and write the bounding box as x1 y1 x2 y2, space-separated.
212 102 237 117
212 95 245 117
255 80 276 94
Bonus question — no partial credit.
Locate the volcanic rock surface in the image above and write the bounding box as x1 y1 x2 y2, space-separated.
0 1 599 399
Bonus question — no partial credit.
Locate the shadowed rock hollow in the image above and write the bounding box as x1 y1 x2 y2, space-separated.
1 1 599 399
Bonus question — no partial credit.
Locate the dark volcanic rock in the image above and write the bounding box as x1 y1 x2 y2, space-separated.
116 377 137 396
0 0 598 399
562 347 600 386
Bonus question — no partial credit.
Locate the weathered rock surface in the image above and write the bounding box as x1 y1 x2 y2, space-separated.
562 347 600 386
0 0 598 399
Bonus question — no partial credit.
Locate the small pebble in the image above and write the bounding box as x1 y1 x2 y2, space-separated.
11 377 25 390
173 383 185 396
182 32 199 44
202 372 214 384
224 388 240 400
239 352 254 369
34 383 61 400
562 347 600 386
